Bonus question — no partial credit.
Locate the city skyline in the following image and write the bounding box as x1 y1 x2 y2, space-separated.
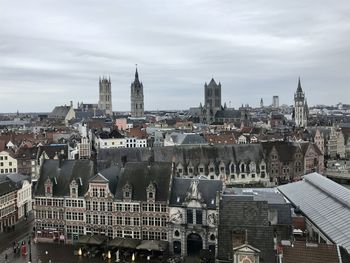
1 0 350 112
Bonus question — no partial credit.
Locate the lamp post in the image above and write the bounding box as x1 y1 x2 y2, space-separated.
28 236 32 263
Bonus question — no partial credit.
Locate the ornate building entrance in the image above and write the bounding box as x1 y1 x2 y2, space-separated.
187 233 203 255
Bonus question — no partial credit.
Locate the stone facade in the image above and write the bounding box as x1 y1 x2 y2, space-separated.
98 77 113 116
200 78 221 124
130 67 145 118
294 78 308 128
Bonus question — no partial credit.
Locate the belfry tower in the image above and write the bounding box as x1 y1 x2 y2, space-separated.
130 66 144 117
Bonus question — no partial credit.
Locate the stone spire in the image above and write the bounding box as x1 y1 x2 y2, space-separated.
297 77 302 92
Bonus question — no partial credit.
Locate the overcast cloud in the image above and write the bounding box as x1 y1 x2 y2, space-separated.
0 0 349 112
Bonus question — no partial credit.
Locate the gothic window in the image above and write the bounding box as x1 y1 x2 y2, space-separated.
123 183 132 200
44 178 53 197
241 163 245 173
146 182 156 202
70 180 78 198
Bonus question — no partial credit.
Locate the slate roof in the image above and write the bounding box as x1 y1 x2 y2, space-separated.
97 165 121 196
115 162 172 202
168 132 208 145
169 177 223 209
97 145 266 172
49 106 71 119
35 159 94 197
37 145 68 160
278 173 350 253
215 109 241 119
224 188 292 226
0 175 20 195
282 242 342 263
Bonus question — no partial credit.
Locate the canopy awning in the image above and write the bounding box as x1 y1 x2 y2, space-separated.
136 240 168 251
77 235 107 245
109 237 141 249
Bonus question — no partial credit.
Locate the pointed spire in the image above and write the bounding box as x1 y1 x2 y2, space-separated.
135 64 139 80
297 77 302 92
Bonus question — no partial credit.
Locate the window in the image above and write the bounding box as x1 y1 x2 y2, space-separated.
196 210 202 225
125 204 131 212
108 215 112 225
116 217 122 225
174 230 180 237
100 215 106 225
93 201 98 211
133 217 140 226
86 201 91 210
93 188 98 197
93 215 98 224
148 192 153 199
100 202 105 211
187 210 193 224
133 204 140 212
107 202 112 212
100 189 105 197
116 204 122 211
125 217 131 225
155 217 161 226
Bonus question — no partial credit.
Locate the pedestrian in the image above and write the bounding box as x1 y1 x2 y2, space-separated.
5 253 8 263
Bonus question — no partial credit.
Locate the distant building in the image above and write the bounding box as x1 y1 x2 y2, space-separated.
130 67 145 118
98 77 113 116
0 150 18 174
273 95 279 108
293 78 308 127
200 78 222 123
49 103 75 125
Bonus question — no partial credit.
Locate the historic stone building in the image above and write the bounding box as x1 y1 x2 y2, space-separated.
98 76 113 116
293 78 308 128
200 78 222 123
168 178 222 257
97 145 271 187
130 67 145 118
33 159 94 242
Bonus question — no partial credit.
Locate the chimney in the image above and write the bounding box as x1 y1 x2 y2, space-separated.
70 101 73 108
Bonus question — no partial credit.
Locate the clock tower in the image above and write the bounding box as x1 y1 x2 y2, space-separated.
293 77 308 127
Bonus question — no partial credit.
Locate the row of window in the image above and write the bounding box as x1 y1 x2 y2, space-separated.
142 216 167 227
0 168 16 174
0 161 13 166
35 198 64 207
0 156 8 160
115 203 140 212
86 214 113 225
66 212 84 221
142 203 167 212
35 210 64 220
0 192 16 205
0 204 16 217
86 201 113 212
116 216 140 226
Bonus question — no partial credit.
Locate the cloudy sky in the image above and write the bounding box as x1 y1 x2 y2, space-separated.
1 0 349 112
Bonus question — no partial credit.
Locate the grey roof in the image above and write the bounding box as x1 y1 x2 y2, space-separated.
98 165 121 196
97 144 266 172
35 159 95 197
170 177 223 209
215 109 241 119
278 173 350 253
168 132 208 145
115 162 172 202
49 106 71 119
0 175 19 195
4 173 31 185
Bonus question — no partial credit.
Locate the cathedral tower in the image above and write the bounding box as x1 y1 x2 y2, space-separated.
130 66 144 117
98 76 112 116
203 78 221 123
294 77 308 127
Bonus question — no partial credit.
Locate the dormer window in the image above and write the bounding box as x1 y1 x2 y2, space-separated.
70 180 78 198
44 178 53 197
146 182 156 202
123 182 132 200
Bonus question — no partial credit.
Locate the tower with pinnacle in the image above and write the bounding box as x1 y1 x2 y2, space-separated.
294 77 308 127
130 66 144 117
202 78 221 123
98 76 112 116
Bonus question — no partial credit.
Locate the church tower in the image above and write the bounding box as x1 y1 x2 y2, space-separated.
98 76 112 116
203 78 221 123
294 77 308 127
130 66 144 117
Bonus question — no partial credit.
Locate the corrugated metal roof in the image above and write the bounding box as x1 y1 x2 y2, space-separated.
278 172 350 253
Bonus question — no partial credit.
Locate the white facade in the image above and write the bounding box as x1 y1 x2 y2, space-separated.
95 137 147 150
0 151 18 174
17 179 32 219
